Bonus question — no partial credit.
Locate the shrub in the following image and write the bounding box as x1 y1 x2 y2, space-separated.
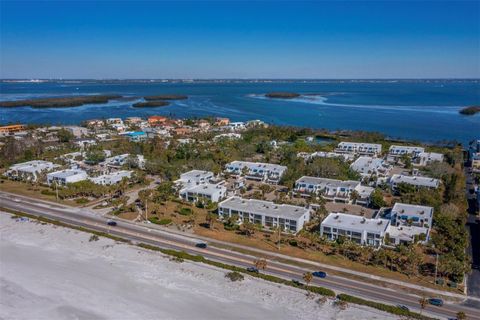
225 271 244 282
75 197 89 204
89 234 100 242
337 294 435 319
41 189 56 196
148 217 173 225
178 207 192 216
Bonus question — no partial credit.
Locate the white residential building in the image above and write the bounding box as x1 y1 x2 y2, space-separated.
106 118 123 125
297 151 354 162
390 203 433 228
226 122 246 131
225 161 287 184
350 156 391 178
294 176 373 205
387 145 425 161
415 152 444 166
4 160 59 182
218 196 310 234
89 170 132 185
175 170 226 203
320 213 389 247
335 142 382 156
47 169 88 186
386 225 430 246
389 174 440 190
214 133 242 141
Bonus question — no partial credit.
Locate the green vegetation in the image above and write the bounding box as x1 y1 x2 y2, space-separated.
0 95 121 108
144 94 188 101
148 217 172 225
57 128 74 142
265 92 301 99
336 294 435 320
178 207 193 216
132 101 170 108
225 271 245 282
459 105 480 115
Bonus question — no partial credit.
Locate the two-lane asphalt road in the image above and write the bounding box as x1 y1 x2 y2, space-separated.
1 191 479 320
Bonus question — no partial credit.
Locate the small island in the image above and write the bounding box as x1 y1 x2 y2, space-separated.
144 94 188 101
459 106 480 115
0 95 122 108
132 101 170 108
265 92 301 99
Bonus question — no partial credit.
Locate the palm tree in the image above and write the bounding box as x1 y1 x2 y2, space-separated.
254 258 267 271
456 311 467 320
303 272 313 293
206 212 216 229
418 296 428 315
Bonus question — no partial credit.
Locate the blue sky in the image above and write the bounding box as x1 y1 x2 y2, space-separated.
1 1 479 79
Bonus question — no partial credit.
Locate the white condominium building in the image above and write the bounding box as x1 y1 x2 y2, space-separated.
175 170 226 203
350 156 391 178
89 170 132 185
218 196 310 234
5 160 59 182
335 142 382 156
320 213 389 247
294 176 374 205
225 161 287 184
388 145 425 158
47 169 88 186
415 152 444 166
389 174 440 190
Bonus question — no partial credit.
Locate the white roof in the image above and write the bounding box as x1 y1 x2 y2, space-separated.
337 142 382 151
183 183 226 195
227 161 287 174
295 176 360 189
390 174 440 188
392 203 433 219
179 170 213 182
9 160 57 173
48 169 87 179
386 225 429 241
350 156 390 175
322 213 389 234
389 145 425 154
418 152 444 161
219 196 309 220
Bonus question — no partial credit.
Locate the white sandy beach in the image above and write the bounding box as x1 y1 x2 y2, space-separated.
0 213 398 320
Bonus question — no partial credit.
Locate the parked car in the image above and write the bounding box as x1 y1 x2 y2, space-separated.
195 242 207 248
396 304 409 312
312 271 327 278
428 298 443 307
106 220 117 226
246 267 259 273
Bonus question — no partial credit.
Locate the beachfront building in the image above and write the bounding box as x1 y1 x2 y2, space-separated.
387 145 425 162
106 118 123 125
89 170 132 185
294 176 374 205
175 170 226 203
225 161 287 184
415 152 444 166
0 124 26 134
125 131 148 142
320 213 389 247
335 142 382 156
226 122 246 131
218 196 310 234
73 138 97 149
297 151 355 162
47 169 88 186
350 156 391 179
215 117 230 126
4 160 59 182
390 203 434 228
389 174 440 191
125 117 143 125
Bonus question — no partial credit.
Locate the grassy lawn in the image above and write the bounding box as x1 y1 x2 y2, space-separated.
0 179 80 206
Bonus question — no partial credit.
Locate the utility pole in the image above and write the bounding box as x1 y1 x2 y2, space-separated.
145 198 148 222
55 181 59 201
434 252 439 285
277 215 281 251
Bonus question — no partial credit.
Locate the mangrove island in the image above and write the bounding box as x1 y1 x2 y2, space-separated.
265 92 301 99
144 94 188 101
459 106 480 115
132 101 170 108
0 95 122 108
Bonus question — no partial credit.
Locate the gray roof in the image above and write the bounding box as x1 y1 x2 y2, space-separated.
48 169 87 179
392 203 433 219
390 174 440 188
227 161 287 173
322 213 390 233
184 183 226 195
295 176 360 189
219 196 309 220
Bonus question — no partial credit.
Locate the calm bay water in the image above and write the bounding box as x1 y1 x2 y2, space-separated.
0 80 479 144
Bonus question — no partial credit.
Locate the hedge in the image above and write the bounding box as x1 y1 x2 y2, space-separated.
336 294 436 320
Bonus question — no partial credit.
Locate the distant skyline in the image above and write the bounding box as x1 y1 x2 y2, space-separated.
1 1 479 79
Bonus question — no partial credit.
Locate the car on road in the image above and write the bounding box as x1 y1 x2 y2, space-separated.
312 271 327 278
246 267 259 273
106 220 117 226
428 298 443 307
396 304 409 312
195 242 207 248
13 198 21 203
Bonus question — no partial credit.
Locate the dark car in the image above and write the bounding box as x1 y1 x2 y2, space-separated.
312 271 327 278
195 242 207 248
246 267 259 273
428 298 443 307
106 220 117 226
396 305 409 312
